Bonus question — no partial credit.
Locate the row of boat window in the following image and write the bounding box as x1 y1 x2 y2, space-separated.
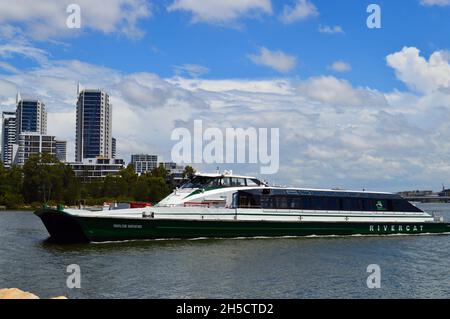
236 193 422 212
181 176 261 189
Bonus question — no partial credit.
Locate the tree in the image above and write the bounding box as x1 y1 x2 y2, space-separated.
119 164 138 197
0 162 24 208
132 174 171 203
1 155 176 208
62 165 81 205
22 153 78 204
182 165 196 179
151 164 168 179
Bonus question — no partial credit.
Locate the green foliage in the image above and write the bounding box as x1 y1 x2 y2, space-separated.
22 153 81 205
151 164 168 179
0 157 176 209
183 165 196 179
0 162 24 208
131 174 171 203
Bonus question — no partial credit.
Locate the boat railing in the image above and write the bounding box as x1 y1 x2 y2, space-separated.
184 202 211 208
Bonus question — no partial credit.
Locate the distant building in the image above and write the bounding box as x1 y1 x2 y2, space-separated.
131 154 158 175
75 86 112 162
112 137 116 159
398 190 434 197
55 140 67 162
1 111 16 167
69 157 125 181
15 93 47 138
161 162 186 186
439 186 450 197
16 133 56 166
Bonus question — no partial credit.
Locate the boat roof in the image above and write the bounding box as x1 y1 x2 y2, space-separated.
281 187 394 195
241 187 400 199
194 172 259 180
193 172 397 197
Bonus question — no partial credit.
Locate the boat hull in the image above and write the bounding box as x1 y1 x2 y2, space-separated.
35 209 450 243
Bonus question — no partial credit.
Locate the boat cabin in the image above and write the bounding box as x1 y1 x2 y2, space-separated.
232 188 423 212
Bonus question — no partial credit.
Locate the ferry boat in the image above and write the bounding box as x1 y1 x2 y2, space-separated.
35 171 450 243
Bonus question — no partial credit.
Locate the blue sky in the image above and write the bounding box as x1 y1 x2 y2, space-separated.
11 0 450 90
2 0 450 83
2 0 450 191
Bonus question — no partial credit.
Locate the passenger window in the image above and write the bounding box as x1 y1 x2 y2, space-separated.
222 178 232 187
246 179 260 186
231 193 238 208
342 198 363 211
206 178 221 187
260 195 271 208
230 178 246 186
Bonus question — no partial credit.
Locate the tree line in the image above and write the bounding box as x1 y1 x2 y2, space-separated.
0 153 195 209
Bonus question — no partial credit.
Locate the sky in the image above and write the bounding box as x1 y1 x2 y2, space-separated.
1 0 450 191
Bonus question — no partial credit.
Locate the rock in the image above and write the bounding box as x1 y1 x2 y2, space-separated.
0 288 67 299
0 288 39 299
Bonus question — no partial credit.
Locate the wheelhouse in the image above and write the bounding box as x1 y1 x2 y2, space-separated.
232 188 423 212
180 175 263 190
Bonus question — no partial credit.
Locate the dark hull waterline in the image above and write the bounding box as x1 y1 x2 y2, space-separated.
35 209 450 244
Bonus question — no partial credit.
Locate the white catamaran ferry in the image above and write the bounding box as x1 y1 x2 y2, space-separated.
35 171 450 243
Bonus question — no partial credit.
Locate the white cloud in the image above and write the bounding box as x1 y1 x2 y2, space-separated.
297 76 386 107
386 46 450 93
420 0 450 6
0 44 50 65
329 61 351 73
3 45 450 191
173 64 210 78
318 25 344 34
0 0 152 40
248 47 297 73
280 0 318 24
167 0 272 24
115 73 209 109
170 78 294 95
0 62 20 74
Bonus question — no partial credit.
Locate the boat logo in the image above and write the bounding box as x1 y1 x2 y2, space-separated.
113 224 143 229
369 224 424 233
376 201 384 210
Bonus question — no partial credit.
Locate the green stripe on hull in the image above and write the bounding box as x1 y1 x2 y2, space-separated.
35 209 450 243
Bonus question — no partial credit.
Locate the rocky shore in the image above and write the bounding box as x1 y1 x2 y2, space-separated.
0 288 67 299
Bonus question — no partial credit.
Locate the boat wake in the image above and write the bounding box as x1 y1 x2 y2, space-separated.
90 232 450 244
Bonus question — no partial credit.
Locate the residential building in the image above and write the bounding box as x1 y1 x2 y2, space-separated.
15 93 47 138
55 140 67 162
112 137 116 159
1 111 16 167
75 86 112 162
131 154 158 175
16 133 56 166
161 162 186 186
69 157 125 181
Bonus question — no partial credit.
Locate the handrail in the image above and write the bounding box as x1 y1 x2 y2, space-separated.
184 202 210 208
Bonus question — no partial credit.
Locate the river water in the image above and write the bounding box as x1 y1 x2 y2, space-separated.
0 203 449 299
